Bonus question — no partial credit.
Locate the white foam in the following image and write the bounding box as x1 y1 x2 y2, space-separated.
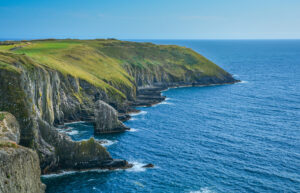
239 80 248 84
64 121 86 125
42 168 111 178
190 187 216 193
127 161 147 172
233 74 240 78
66 130 79 135
57 127 73 133
41 170 77 178
129 117 138 121
128 128 139 132
130 110 147 116
100 139 118 147
153 101 174 107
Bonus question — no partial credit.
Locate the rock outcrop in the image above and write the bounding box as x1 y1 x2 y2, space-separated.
0 112 45 193
0 112 20 143
0 142 46 193
0 59 130 174
94 100 129 134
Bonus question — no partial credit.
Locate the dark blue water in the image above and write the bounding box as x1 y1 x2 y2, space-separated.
43 40 300 193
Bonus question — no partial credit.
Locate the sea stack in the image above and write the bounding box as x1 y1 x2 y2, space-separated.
94 100 129 134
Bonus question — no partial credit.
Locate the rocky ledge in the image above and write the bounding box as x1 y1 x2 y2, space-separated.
131 76 239 108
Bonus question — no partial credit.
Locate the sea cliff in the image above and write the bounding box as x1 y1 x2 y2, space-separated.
0 39 237 192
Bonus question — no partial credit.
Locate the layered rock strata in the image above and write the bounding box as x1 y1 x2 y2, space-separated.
0 112 45 193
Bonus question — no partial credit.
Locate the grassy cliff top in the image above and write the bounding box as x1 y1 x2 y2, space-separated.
0 39 230 100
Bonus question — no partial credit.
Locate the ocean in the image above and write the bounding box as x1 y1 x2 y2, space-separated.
42 40 300 193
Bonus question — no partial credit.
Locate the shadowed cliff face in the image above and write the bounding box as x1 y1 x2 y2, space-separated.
0 112 45 193
0 39 237 173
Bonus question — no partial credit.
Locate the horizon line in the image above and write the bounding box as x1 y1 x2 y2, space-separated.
1 37 300 41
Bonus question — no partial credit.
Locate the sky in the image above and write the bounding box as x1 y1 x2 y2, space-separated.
0 0 300 39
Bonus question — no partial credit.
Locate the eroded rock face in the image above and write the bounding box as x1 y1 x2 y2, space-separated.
0 112 20 143
0 142 45 193
94 100 129 134
0 64 128 173
0 113 45 193
37 119 113 173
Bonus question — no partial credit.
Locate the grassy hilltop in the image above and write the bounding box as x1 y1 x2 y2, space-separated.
0 39 232 101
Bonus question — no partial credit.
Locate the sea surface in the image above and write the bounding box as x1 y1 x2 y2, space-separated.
42 40 300 193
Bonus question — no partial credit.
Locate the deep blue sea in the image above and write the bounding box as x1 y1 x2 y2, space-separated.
42 40 300 193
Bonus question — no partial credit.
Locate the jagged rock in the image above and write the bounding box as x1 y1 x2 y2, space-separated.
94 100 129 134
37 120 113 173
142 163 154 168
101 159 133 170
0 112 20 143
0 113 45 193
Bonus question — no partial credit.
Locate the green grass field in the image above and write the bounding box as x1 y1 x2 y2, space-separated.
0 39 228 100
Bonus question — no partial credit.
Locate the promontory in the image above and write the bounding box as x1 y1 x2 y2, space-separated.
0 39 237 192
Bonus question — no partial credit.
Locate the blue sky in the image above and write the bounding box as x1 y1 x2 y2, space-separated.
0 0 299 39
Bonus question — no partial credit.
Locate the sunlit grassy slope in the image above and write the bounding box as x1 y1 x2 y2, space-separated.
0 39 229 100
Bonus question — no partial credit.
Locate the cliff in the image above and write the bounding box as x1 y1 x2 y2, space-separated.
0 112 45 193
0 39 238 175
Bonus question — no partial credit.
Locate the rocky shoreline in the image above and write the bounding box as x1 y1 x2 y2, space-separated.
0 39 239 192
127 79 240 115
46 80 239 175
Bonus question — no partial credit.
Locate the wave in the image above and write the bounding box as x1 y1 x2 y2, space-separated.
190 187 216 193
158 101 174 106
57 127 79 136
129 117 138 121
43 160 150 178
130 111 147 116
64 121 86 125
100 139 118 147
127 161 147 172
239 80 248 84
66 130 79 135
151 101 174 107
42 170 78 178
42 168 111 178
128 128 139 132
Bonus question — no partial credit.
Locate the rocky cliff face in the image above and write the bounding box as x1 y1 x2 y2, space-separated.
0 39 238 176
94 100 129 134
0 112 45 193
0 56 130 173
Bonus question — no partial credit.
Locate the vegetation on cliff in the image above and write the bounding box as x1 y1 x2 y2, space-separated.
0 39 233 102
